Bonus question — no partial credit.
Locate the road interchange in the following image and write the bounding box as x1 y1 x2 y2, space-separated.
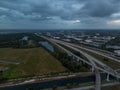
35 34 120 90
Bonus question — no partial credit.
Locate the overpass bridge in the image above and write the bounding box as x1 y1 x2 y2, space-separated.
35 34 120 90
41 36 101 90
51 39 119 78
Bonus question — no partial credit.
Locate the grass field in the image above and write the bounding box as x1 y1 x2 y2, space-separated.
101 84 120 90
0 47 66 79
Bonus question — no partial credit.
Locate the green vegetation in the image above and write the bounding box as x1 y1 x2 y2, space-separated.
0 33 90 80
80 48 120 69
66 83 80 89
20 39 38 48
27 40 37 47
101 85 120 90
26 87 34 90
0 63 7 67
0 47 66 79
0 33 43 48
52 85 58 90
52 45 90 72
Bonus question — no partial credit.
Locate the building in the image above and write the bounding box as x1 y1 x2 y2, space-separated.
114 50 120 56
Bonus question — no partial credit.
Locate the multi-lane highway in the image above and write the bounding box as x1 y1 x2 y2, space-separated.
80 45 120 60
51 39 118 76
68 43 120 63
35 34 120 90
39 35 102 90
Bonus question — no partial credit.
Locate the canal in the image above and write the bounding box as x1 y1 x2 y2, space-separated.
0 74 114 90
39 41 54 52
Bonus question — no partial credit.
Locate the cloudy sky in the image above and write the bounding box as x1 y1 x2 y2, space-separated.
1 0 120 29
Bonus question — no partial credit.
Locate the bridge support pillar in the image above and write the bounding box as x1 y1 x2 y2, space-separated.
92 66 94 72
68 53 72 57
116 77 119 81
72 56 75 60
107 73 110 81
79 60 82 65
82 61 85 65
76 58 79 62
94 68 101 90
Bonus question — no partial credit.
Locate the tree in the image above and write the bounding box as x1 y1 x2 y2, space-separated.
38 85 43 90
52 85 58 90
26 87 34 90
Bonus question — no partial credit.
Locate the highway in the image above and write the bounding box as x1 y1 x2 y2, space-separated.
36 34 120 90
51 39 119 77
51 39 117 73
69 42 120 63
80 45 120 60
40 35 101 90
41 36 116 72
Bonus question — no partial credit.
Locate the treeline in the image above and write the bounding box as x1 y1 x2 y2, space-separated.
0 33 25 48
52 46 89 72
0 33 44 48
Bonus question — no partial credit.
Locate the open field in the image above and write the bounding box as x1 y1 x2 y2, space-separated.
0 47 66 79
101 84 120 90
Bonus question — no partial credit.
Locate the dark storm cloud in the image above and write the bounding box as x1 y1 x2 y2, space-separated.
0 0 120 29
82 0 114 17
0 0 117 20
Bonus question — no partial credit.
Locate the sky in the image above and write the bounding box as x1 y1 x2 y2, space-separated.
0 0 120 29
